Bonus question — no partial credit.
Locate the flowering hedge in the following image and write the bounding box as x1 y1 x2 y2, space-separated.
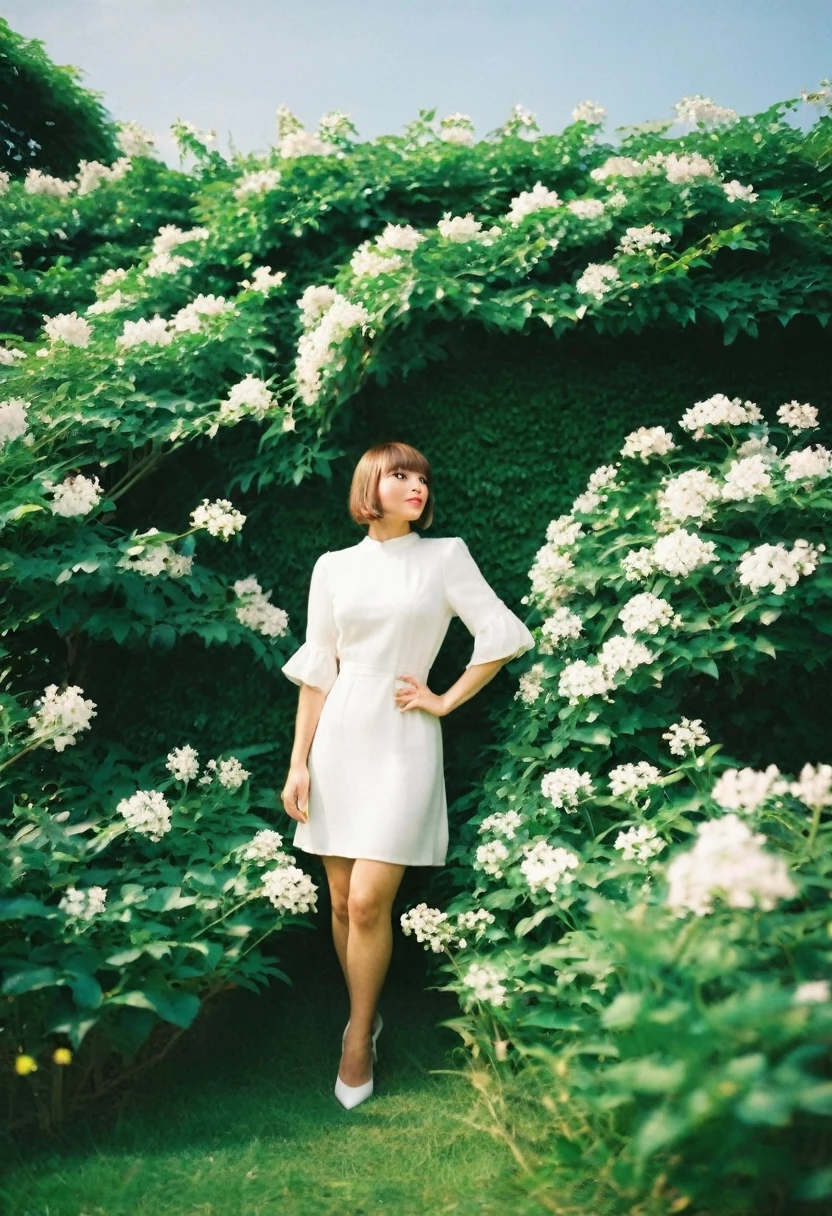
400 391 832 1210
2 78 831 1163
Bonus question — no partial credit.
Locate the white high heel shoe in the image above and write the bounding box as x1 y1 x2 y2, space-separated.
335 1013 383 1110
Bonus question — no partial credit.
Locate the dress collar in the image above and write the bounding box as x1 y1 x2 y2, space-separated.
360 530 420 550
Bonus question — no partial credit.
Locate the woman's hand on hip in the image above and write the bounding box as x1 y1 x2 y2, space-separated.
394 674 447 718
281 763 310 823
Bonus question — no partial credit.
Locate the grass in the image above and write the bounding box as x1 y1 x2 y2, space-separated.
1 919 530 1216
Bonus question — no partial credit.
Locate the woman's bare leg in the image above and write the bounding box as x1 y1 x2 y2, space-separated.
338 858 407 1087
321 855 355 1002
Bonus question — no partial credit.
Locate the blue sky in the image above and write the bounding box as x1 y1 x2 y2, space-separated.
6 0 830 162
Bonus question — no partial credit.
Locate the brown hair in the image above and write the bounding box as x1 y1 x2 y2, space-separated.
348 441 434 530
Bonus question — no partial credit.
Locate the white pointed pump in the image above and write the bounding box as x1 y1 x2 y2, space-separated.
335 1011 383 1110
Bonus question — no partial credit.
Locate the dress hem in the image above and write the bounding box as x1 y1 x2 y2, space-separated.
292 841 446 868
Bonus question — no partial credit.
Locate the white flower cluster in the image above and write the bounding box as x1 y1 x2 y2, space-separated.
575 262 620 300
572 463 620 514
166 744 200 781
614 824 666 863
262 865 318 913
665 813 796 917
117 316 172 348
117 789 172 841
721 454 774 502
621 426 678 462
674 95 739 127
789 763 832 810
506 182 561 224
400 903 497 954
233 576 290 638
520 840 580 895
662 717 710 757
0 345 25 365
24 168 76 197
376 223 425 253
597 635 656 681
241 265 286 293
616 224 671 256
117 120 156 158
515 661 549 705
119 532 193 578
737 538 825 595
474 838 510 878
218 375 277 424
783 445 832 483
0 398 30 448
189 498 246 539
76 157 132 196
318 111 355 143
572 100 607 124
679 393 764 440
529 547 575 608
618 592 681 635
711 765 785 814
43 311 92 348
455 908 497 947
27 684 97 752
233 168 282 199
278 129 335 159
437 212 485 242
541 767 594 812
461 961 508 1005
622 527 718 582
566 198 606 219
591 155 654 181
608 762 662 798
197 756 251 790
298 285 337 327
145 225 210 277
294 290 370 405
59 885 108 920
777 401 819 432
87 288 138 316
663 152 718 184
0 171 8 195
557 658 613 705
657 468 723 524
439 112 475 146
794 980 831 1005
171 294 235 335
722 181 758 203
172 119 217 147
400 903 456 952
547 514 585 549
244 829 291 866
349 241 404 279
479 809 525 839
46 473 103 518
539 605 584 652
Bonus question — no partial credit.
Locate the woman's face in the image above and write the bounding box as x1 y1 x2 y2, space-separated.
378 465 429 521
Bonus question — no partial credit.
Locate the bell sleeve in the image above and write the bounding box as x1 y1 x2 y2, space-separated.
443 536 535 670
281 551 339 694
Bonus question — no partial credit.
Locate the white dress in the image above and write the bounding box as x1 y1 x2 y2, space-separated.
281 531 535 867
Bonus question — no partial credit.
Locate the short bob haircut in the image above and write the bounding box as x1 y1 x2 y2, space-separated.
349 441 434 530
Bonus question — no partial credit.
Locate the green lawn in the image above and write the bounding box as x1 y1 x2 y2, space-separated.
2 923 530 1216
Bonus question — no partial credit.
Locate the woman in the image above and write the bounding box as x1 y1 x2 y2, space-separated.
280 441 535 1110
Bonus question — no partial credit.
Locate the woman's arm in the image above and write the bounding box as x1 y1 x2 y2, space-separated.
439 657 506 715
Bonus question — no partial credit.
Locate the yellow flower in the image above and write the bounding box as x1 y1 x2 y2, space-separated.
52 1047 73 1065
14 1054 38 1076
